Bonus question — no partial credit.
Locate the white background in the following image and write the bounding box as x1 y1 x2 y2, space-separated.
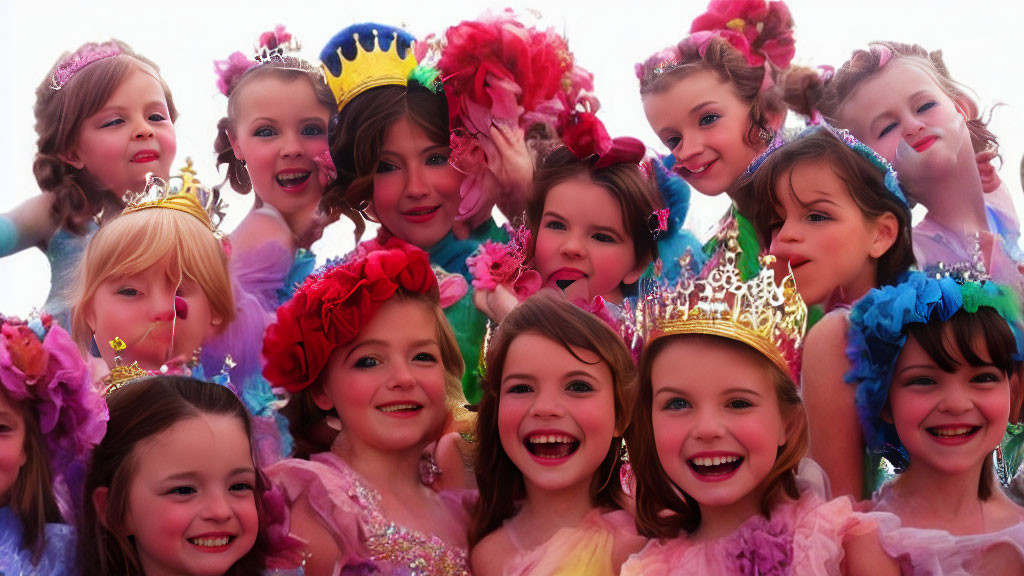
1 0 1022 316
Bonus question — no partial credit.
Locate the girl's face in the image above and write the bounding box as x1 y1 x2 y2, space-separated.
372 116 463 249
837 61 972 197
768 160 895 306
0 393 26 507
650 338 787 516
66 68 176 197
498 332 617 495
88 257 221 370
314 299 448 454
229 75 331 220
534 175 642 303
642 69 764 196
124 414 258 576
888 332 1012 476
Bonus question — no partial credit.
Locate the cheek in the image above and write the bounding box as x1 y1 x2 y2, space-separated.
372 179 401 216
497 400 527 449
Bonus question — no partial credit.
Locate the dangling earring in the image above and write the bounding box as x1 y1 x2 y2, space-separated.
357 199 380 224
759 127 774 144
239 159 247 169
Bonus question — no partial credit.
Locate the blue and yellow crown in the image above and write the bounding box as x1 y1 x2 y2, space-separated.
320 23 418 112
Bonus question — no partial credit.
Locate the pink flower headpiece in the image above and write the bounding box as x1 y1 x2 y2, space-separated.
0 315 107 516
214 24 301 96
51 41 123 90
689 0 796 70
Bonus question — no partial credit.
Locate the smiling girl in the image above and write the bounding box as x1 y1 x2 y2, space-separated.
261 238 472 575
621 254 896 575
470 290 645 576
847 273 1024 573
1 40 177 328
79 376 266 576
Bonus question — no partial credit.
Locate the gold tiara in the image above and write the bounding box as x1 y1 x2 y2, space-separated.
321 25 418 111
102 337 151 396
120 158 227 233
625 225 807 376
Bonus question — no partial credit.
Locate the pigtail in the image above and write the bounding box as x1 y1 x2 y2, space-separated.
214 116 253 194
780 65 825 119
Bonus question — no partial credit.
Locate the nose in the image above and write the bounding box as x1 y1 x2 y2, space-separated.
132 118 155 140
404 165 429 199
902 114 926 140
151 289 176 323
691 406 724 441
386 360 417 390
937 383 973 414
559 231 586 260
529 385 566 419
674 133 704 164
199 490 233 523
770 218 801 251
280 130 303 158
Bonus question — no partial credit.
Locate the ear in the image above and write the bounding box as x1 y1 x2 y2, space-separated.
311 382 335 412
880 401 894 425
952 96 972 121
868 212 899 259
227 131 244 163
86 305 97 335
622 258 649 286
92 486 114 531
765 109 787 133
1009 370 1023 423
60 149 86 170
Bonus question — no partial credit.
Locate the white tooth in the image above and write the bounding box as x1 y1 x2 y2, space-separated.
711 456 721 466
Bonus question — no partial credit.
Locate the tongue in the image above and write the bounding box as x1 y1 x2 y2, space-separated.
530 442 574 459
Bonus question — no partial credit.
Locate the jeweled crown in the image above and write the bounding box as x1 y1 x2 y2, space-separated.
626 226 807 376
320 23 418 111
120 158 226 232
102 337 151 396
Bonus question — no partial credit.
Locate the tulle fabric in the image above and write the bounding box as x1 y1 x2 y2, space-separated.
265 451 472 575
42 221 97 331
861 482 1024 575
502 508 643 576
0 506 75 576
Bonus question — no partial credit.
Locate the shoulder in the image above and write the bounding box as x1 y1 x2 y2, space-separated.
230 207 294 254
801 310 852 385
471 527 516 576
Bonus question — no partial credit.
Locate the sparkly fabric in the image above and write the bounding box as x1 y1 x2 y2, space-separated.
700 207 762 283
503 508 645 576
0 506 76 576
913 217 1024 293
266 452 472 575
43 221 98 331
861 482 1024 575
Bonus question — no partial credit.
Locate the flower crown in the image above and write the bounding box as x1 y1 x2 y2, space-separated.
120 158 226 233
320 23 419 112
51 40 123 90
262 238 438 393
0 314 107 509
846 272 1024 471
214 25 302 96
625 225 807 379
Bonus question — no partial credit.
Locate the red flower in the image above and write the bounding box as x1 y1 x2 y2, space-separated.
560 112 612 159
259 24 292 51
689 0 795 69
1 324 47 382
262 238 439 393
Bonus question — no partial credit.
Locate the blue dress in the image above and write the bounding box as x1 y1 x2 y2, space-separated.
43 221 98 331
0 506 75 576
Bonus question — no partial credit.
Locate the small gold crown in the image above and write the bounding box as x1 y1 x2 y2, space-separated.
321 25 418 111
120 158 226 232
625 226 807 376
103 337 151 396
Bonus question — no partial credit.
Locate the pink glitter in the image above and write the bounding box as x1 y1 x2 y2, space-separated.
52 42 123 90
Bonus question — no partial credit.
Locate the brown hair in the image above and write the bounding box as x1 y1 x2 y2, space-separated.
4 392 62 565
214 57 336 195
78 376 267 576
637 36 786 150
808 41 998 157
527 146 661 280
33 41 178 235
281 290 468 457
320 80 450 240
747 127 915 287
627 334 808 539
902 307 1022 500
470 291 636 546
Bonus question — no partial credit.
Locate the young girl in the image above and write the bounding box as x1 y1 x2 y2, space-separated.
847 272 1024 573
636 0 798 279
207 26 336 384
746 125 915 499
470 290 646 575
70 175 234 380
0 314 105 574
620 255 897 575
261 238 473 575
1 40 177 327
79 375 267 575
813 41 1023 291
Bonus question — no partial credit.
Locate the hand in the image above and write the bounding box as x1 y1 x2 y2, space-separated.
976 149 1002 194
488 122 533 219
472 284 520 323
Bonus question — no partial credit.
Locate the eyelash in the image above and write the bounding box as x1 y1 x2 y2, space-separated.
698 113 720 127
566 380 594 393
664 398 690 411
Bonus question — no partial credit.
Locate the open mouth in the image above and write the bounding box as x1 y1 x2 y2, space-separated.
188 536 233 548
276 171 311 187
676 159 716 177
688 455 743 477
131 150 159 163
377 403 423 414
402 206 440 216
928 425 979 439
525 433 580 459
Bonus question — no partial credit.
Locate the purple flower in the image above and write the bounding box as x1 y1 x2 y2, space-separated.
729 515 793 575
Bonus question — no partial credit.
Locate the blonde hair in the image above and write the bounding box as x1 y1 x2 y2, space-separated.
71 209 234 352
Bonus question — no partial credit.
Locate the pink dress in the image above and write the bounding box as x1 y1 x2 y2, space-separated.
620 488 855 576
266 451 472 575
861 482 1024 575
501 508 644 576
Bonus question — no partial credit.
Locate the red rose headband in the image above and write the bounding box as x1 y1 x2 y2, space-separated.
262 238 438 393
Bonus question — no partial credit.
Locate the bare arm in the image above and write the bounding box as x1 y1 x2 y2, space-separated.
1 194 60 256
287 490 342 576
470 528 514 576
802 311 867 500
842 523 899 576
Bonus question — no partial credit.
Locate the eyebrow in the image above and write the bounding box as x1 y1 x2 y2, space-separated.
502 369 596 384
250 116 327 125
381 143 450 157
163 467 255 482
345 338 439 360
690 101 718 115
